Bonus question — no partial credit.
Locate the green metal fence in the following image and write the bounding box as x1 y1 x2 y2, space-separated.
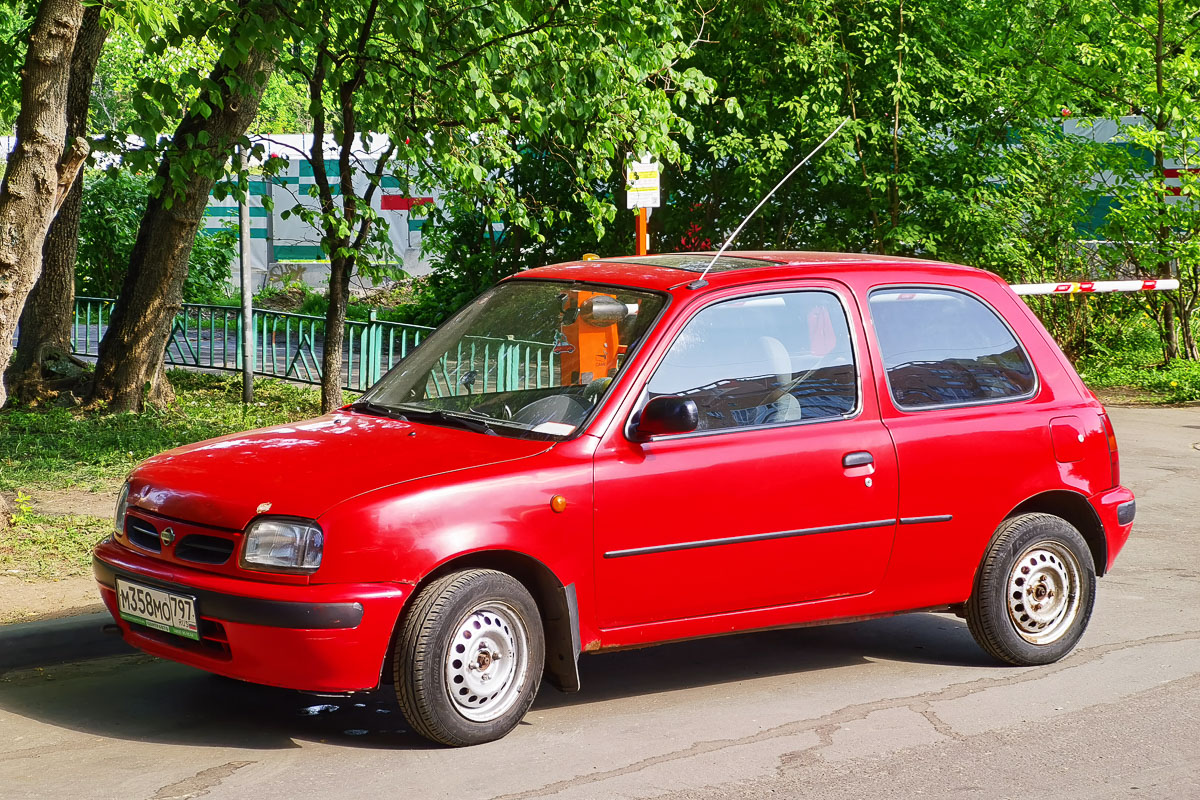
71 297 556 395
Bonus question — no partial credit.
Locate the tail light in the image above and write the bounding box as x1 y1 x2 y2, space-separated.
1100 411 1120 487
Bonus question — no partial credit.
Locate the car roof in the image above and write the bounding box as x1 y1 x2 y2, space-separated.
511 251 992 293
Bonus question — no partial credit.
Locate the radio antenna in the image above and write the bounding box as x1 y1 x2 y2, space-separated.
684 117 850 290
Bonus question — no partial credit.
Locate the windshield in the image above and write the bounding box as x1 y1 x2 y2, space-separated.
358 280 667 438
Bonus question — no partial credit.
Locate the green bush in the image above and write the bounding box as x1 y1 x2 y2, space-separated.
1076 316 1200 403
393 212 513 327
76 169 237 302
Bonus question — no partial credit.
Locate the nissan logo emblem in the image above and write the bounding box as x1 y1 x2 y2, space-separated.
160 527 175 547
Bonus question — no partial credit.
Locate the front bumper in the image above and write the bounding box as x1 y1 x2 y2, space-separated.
1089 485 1136 574
94 538 409 692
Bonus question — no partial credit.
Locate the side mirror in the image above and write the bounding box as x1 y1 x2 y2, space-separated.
633 395 699 439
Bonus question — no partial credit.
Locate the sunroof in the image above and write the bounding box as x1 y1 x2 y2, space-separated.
603 254 784 273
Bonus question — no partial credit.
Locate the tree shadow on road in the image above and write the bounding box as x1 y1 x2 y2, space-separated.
0 612 990 751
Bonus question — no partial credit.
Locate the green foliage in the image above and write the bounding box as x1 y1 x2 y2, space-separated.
186 227 239 302
399 212 522 326
75 169 145 297
272 0 713 279
0 1 31 130
92 0 294 209
75 169 237 300
91 25 217 133
1077 318 1200 403
0 370 325 492
9 490 34 526
1011 0 1200 358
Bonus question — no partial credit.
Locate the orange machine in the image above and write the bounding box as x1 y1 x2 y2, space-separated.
558 291 625 386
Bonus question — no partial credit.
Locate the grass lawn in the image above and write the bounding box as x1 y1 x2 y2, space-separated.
0 370 328 492
0 511 112 579
0 371 330 583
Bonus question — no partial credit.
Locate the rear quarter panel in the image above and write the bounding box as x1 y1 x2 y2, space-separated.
849 270 1110 608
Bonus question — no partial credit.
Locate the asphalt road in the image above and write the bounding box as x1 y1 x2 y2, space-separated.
1 405 1197 800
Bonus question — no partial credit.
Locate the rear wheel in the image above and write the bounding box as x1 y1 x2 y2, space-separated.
966 513 1096 666
394 569 544 746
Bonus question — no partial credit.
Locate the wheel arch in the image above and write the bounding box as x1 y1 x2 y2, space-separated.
1006 490 1107 576
390 549 582 693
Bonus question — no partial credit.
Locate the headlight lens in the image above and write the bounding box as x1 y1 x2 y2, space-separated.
114 482 130 536
241 517 324 573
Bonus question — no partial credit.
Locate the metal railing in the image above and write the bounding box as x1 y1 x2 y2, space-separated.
71 297 556 395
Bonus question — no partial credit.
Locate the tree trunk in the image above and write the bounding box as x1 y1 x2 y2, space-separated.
89 7 278 413
1175 296 1198 361
6 4 107 403
1162 303 1178 363
1152 0 1178 362
320 254 353 412
0 0 84 409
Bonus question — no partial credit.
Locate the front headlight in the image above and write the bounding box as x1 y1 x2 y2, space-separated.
241 517 324 573
114 482 130 536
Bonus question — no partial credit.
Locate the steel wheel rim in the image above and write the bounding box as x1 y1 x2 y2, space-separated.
443 601 529 723
1006 541 1082 645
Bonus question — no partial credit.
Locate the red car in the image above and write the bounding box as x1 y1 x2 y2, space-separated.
94 252 1135 746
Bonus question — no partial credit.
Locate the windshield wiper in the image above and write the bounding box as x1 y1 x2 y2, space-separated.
349 400 410 421
400 407 496 435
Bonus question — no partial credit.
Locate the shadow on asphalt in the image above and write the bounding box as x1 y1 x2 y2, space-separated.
0 612 990 751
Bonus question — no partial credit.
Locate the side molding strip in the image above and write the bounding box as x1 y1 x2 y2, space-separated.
603 519 898 559
898 515 953 525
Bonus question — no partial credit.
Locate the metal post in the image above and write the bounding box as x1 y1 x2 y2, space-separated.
635 207 648 255
264 166 276 268
238 145 255 403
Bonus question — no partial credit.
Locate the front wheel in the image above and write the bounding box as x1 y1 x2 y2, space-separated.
966 513 1096 666
394 569 545 746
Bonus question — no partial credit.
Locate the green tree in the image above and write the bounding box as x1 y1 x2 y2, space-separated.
73 169 236 300
0 0 85 410
0 2 33 131
1014 0 1200 360
270 0 710 411
89 0 288 411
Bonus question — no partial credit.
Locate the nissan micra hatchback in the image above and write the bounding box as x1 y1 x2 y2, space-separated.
95 252 1136 745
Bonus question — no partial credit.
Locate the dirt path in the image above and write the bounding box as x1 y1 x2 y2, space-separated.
28 484 120 517
0 576 102 624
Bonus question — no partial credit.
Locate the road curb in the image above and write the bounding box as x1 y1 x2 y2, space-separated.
0 612 132 673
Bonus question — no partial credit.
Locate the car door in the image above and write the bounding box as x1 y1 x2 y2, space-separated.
592 283 899 630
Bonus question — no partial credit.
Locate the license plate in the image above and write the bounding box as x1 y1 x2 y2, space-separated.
116 578 200 641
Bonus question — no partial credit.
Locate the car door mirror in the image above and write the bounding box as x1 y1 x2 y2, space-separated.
633 396 699 439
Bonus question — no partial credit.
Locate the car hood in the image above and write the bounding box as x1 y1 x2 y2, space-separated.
125 411 555 530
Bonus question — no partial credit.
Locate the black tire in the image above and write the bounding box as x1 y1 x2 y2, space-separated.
394 569 545 746
966 513 1096 666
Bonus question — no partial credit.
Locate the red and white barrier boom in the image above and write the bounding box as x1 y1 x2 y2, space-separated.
1011 279 1180 296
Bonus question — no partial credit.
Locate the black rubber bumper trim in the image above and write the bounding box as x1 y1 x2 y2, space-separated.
1117 500 1136 526
94 557 364 630
603 518 897 559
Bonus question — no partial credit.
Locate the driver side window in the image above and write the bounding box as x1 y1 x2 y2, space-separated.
645 291 858 432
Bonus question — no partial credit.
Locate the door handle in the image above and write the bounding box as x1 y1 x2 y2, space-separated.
842 451 874 468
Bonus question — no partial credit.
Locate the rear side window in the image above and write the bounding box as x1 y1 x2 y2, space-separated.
645 290 858 431
869 288 1036 409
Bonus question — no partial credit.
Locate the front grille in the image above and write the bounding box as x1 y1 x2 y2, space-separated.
176 534 235 565
126 517 161 552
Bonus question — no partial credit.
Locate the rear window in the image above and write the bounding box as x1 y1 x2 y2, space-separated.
869 288 1036 409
